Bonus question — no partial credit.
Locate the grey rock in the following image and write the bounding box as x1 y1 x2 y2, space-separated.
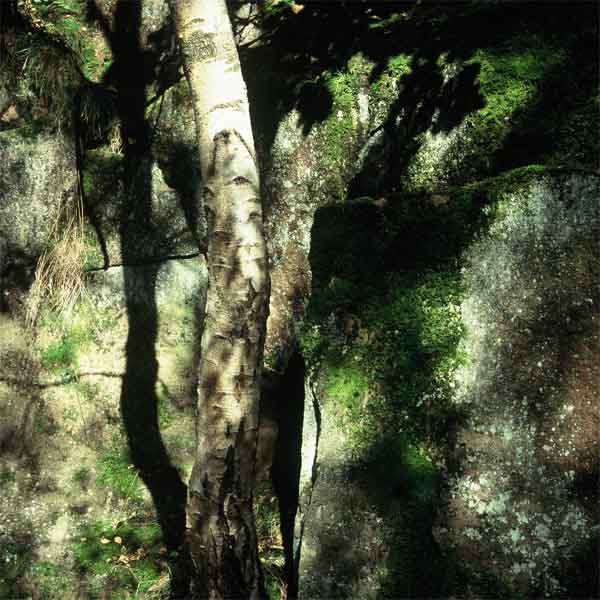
0 128 77 267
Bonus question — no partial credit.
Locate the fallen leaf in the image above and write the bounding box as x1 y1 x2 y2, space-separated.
1 105 19 123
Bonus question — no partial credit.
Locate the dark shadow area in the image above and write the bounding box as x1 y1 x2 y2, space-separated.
269 351 305 599
555 533 600 600
348 439 451 599
0 252 36 314
308 187 491 322
155 140 206 253
89 0 190 595
238 2 511 184
493 11 599 172
237 1 597 202
73 92 110 270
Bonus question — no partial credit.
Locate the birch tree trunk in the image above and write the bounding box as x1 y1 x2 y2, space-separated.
170 1 269 597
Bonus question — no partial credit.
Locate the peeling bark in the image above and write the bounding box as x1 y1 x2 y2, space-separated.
170 1 269 597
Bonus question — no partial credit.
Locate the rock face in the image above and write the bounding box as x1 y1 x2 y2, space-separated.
1 2 597 597
295 373 389 599
82 153 201 270
438 174 600 595
0 128 77 302
0 253 206 594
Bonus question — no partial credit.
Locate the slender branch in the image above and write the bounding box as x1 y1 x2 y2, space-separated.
83 251 202 273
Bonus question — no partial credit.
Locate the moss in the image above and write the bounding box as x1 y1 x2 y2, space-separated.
452 164 549 225
405 33 572 190
326 361 370 420
370 53 412 99
304 165 514 593
317 53 374 199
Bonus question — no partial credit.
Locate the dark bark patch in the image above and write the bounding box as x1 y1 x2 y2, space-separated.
209 100 245 115
183 30 218 63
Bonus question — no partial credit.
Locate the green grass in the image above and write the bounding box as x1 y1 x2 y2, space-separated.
41 337 78 372
33 562 72 599
72 519 166 597
39 313 94 377
97 435 145 509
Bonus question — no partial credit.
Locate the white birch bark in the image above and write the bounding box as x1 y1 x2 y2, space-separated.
170 1 269 597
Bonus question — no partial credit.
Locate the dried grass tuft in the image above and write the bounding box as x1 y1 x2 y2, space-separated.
27 196 87 327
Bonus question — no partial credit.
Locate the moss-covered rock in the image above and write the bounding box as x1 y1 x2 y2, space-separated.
404 35 570 191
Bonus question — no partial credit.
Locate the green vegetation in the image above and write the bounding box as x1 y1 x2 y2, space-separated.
32 562 72 600
0 1 596 598
0 529 36 599
313 53 374 198
27 0 103 82
72 519 167 598
17 32 80 128
301 166 514 594
0 468 16 485
371 53 412 98
41 336 78 372
97 434 146 509
451 34 567 177
255 487 285 600
40 318 94 377
72 466 91 488
474 35 565 122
